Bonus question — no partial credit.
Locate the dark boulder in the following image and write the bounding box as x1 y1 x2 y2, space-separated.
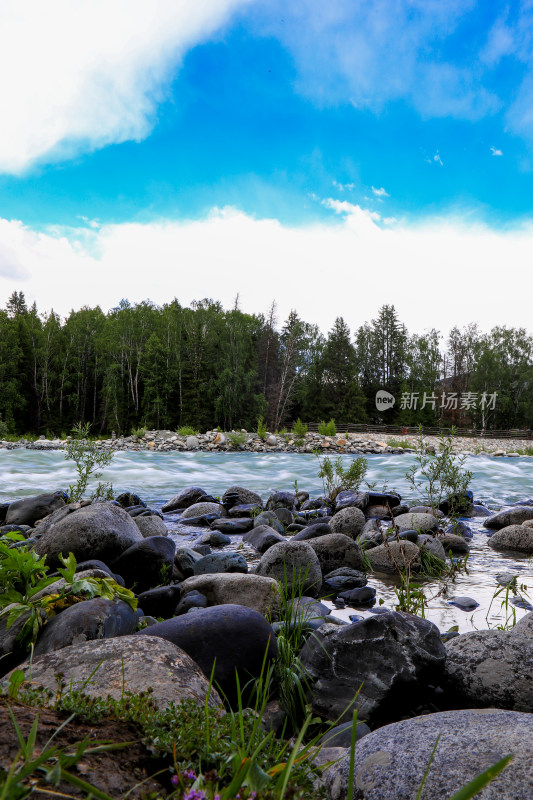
161 487 207 512
266 491 296 511
292 522 332 541
137 585 183 618
115 492 145 509
243 525 285 553
110 536 176 593
6 491 67 527
192 552 248 575
334 491 369 513
210 517 254 534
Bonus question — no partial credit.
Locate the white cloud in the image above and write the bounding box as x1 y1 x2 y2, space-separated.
1 206 533 336
0 0 250 174
372 186 389 197
333 180 355 191
434 152 444 166
490 146 503 156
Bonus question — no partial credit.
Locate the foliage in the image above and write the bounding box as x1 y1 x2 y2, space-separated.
317 419 336 436
0 414 7 439
177 426 200 436
291 418 308 438
404 426 472 514
394 570 427 617
64 422 114 502
227 431 247 448
130 426 146 438
0 547 136 653
257 415 268 440
486 575 531 630
315 452 367 501
386 437 413 449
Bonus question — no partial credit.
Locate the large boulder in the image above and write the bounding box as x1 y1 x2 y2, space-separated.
444 630 533 711
265 491 296 511
33 598 138 656
334 491 369 513
330 507 366 538
308 534 364 574
6 491 67 527
222 486 263 508
483 506 533 529
512 611 533 638
110 536 176 592
161 487 207 512
416 534 447 562
365 540 420 575
300 611 445 725
325 709 533 800
394 512 439 534
11 635 220 710
255 541 323 597
488 525 533 554
34 503 143 568
179 573 280 618
136 604 277 704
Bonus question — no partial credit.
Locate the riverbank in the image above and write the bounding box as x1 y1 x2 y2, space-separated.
2 428 533 456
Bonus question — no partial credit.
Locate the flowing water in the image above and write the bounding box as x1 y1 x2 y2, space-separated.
1 449 532 633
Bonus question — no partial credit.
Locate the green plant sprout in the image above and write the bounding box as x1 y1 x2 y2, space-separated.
64 422 114 502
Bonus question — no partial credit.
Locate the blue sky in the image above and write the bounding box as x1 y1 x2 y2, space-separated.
1 1 533 333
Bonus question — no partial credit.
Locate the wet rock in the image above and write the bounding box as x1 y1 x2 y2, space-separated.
394 512 439 534
253 511 284 534
322 568 367 593
445 520 473 539
308 534 364 574
445 629 533 710
409 505 444 517
334 491 369 513
449 596 479 611
134 515 168 538
512 611 533 638
181 502 226 520
179 573 280 618
137 585 183 618
6 491 67 527
364 505 391 520
325 709 533 800
161 487 207 512
12 635 221 710
256 541 323 597
483 506 533 529
472 503 491 516
192 552 248 575
228 503 262 518
439 533 470 553
438 491 474 516
488 525 533 554
110 536 176 593
273 507 293 526
116 492 145 509
292 522 332 541
210 517 254 534
365 541 420 575
33 598 138 656
416 534 446 562
266 491 296 511
34 503 143 569
198 530 231 546
136 604 277 704
243 524 285 553
174 590 208 615
330 507 366 538
174 547 203 578
338 586 376 607
300 611 445 725
222 486 263 508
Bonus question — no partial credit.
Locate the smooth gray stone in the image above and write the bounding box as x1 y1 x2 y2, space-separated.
192 552 248 575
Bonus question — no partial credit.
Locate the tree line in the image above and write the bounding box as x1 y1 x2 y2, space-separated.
1 291 532 435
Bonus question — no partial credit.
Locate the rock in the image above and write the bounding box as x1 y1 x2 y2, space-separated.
334 491 369 512
174 547 203 578
445 629 533 710
198 530 231 546
137 585 183 618
134 515 168 538
483 506 533 529
110 536 176 593
273 507 293 525
387 529 417 544
300 611 445 725
488 525 533 554
115 492 145 508
292 522 333 541
12 635 221 710
222 486 263 508
364 505 391 520
161 487 207 512
438 533 470 553
394 512 439 534
243 524 286 553
33 598 138 656
308 534 364 574
266 435 277 446
185 435 199 449
449 596 479 611
330 507 366 538
367 492 401 508
0 524 32 538
391 504 410 517
416 534 447 562
5 491 67 527
266 491 296 511
512 611 533 638
319 720 371 748
338 586 376 607
365 541 420 575
323 568 367 592
438 491 474 516
179 574 280 618
472 503 491 516
228 503 262 518
254 511 285 534
136 604 277 704
192 552 248 575
445 520 473 538
34 503 143 569
210 517 254 534
325 708 533 800
181 502 226 520
174 590 208 615
256 541 323 597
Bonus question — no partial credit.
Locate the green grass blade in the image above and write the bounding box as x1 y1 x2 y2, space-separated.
346 709 358 800
448 754 513 800
60 768 115 800
415 735 440 800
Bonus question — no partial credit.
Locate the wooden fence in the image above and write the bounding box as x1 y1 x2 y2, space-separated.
305 423 533 440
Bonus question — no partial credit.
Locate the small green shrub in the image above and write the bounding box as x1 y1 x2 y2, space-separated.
227 431 247 448
177 425 199 436
131 426 146 438
257 415 267 441
315 452 367 501
318 419 336 436
65 422 114 502
387 437 412 450
292 418 308 438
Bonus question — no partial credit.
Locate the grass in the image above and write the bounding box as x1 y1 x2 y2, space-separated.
177 426 200 436
318 419 336 436
386 437 413 450
227 431 247 448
